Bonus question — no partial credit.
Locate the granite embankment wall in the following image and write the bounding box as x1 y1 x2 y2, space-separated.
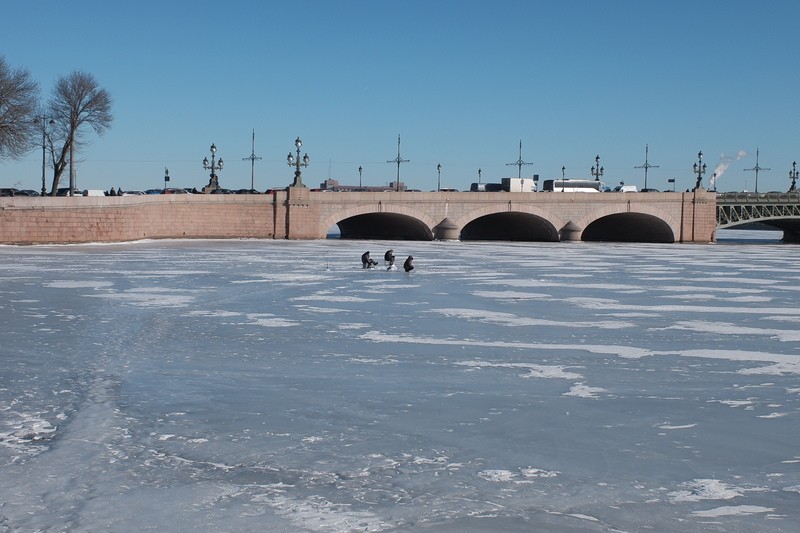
0 194 277 244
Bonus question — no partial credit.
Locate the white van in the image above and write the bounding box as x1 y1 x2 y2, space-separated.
612 185 638 193
82 189 106 197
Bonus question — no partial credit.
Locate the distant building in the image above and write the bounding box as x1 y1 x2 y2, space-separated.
319 178 404 192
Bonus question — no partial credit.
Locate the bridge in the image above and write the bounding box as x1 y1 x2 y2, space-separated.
281 187 717 243
716 191 800 242
5 188 800 244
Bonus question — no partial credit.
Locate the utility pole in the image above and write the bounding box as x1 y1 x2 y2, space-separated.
242 129 262 191
744 148 770 194
387 134 409 191
635 144 659 191
506 140 533 179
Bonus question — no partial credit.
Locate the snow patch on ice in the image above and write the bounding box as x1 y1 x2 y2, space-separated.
657 422 697 430
665 320 800 342
360 330 654 359
44 280 113 289
265 494 394 532
245 313 300 327
479 467 558 483
757 412 788 419
692 505 774 517
291 293 377 303
187 310 241 318
563 382 606 399
432 307 631 330
455 360 582 380
471 290 552 300
652 349 800 375
669 479 745 502
88 288 197 308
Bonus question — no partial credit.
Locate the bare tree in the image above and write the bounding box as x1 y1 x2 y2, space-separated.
0 56 40 160
48 71 112 194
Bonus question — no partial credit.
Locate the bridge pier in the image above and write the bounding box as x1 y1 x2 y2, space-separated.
559 221 582 241
433 218 459 240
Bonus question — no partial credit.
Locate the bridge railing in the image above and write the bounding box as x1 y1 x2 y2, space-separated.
716 191 800 205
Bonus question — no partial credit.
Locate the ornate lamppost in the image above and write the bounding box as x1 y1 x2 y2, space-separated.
477 168 482 184
437 163 442 191
34 115 55 196
561 165 566 192
591 155 604 182
693 151 707 191
789 161 798 192
202 143 223 192
287 137 309 188
358 165 363 188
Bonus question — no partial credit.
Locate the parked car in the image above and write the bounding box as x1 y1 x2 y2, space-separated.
56 187 81 196
0 188 18 196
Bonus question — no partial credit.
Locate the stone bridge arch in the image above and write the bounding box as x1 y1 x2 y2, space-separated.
452 204 561 241
572 202 680 243
319 203 438 240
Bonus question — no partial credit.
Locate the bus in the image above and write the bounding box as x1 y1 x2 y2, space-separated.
542 179 603 192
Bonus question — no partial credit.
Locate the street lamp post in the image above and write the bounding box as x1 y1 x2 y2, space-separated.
164 167 170 192
789 161 798 192
34 115 55 196
561 165 566 192
692 151 707 190
358 165 362 188
591 155 604 182
202 143 224 192
287 137 309 188
437 163 442 191
478 168 482 184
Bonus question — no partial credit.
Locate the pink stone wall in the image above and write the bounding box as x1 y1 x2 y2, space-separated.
0 195 278 245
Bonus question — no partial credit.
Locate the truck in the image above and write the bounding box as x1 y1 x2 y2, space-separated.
501 177 537 192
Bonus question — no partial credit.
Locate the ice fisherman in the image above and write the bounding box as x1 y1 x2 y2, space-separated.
361 251 378 268
384 249 395 268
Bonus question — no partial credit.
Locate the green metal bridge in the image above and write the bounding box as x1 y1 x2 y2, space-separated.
716 191 800 242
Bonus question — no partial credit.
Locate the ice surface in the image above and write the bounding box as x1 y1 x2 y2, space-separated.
1 232 799 532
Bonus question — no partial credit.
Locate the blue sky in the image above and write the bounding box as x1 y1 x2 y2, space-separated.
3 0 799 193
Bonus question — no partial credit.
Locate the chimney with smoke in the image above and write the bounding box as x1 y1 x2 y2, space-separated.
709 150 747 190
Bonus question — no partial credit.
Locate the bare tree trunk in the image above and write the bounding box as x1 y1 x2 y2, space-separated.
47 70 112 195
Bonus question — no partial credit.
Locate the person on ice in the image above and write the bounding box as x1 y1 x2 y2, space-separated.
403 255 414 272
361 251 378 268
384 249 395 269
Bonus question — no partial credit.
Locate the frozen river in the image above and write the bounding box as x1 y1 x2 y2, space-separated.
1 231 799 532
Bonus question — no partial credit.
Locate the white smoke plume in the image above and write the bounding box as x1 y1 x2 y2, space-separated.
709 150 747 189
